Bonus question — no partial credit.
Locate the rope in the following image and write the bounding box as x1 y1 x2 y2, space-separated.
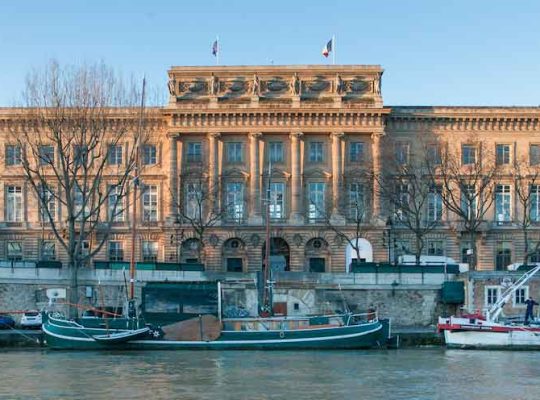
3 324 42 344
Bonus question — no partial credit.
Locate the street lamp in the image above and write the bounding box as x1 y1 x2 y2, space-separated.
385 216 393 264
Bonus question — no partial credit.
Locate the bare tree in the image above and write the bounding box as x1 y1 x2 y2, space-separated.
513 157 540 266
375 144 441 265
426 139 499 270
317 172 372 269
175 168 231 263
8 61 149 316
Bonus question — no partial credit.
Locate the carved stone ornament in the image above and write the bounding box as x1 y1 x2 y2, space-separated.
266 79 288 92
306 79 329 92
226 79 247 93
293 233 303 247
250 233 261 247
334 234 344 246
188 81 206 93
209 234 219 247
348 79 366 93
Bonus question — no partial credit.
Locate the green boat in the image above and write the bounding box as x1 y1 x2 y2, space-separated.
42 310 386 350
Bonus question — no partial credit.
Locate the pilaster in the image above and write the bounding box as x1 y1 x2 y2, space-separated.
289 132 304 225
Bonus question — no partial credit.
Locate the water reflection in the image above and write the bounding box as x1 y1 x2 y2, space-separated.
0 349 539 399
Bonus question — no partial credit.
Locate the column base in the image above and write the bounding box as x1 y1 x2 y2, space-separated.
288 213 304 225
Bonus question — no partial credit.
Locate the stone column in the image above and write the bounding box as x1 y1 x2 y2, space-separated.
167 133 178 221
289 132 304 225
208 132 221 214
330 132 345 224
248 132 263 224
371 132 383 221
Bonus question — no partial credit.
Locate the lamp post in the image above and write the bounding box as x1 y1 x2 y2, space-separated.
385 216 393 264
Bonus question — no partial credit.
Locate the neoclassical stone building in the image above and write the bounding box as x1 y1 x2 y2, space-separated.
1 64 540 273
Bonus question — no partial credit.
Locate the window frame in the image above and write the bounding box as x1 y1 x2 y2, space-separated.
485 286 501 306
226 142 243 163
6 185 23 222
496 144 511 166
495 184 512 224
142 185 159 222
349 141 365 163
186 142 202 163
308 142 324 163
5 144 22 166
461 144 477 165
107 144 123 166
142 144 158 166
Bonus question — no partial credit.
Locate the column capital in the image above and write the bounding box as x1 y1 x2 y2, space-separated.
330 132 345 139
370 131 385 140
208 131 221 139
289 132 304 140
166 132 180 139
249 132 263 140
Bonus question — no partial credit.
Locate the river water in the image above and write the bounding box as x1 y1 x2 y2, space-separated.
0 349 538 399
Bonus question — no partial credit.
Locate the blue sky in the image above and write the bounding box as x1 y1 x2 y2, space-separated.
1 0 539 106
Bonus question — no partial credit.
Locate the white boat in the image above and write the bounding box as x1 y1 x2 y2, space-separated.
438 264 540 349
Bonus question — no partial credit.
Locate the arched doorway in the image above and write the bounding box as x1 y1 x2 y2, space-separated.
305 237 329 272
345 238 373 273
222 238 246 272
262 237 290 272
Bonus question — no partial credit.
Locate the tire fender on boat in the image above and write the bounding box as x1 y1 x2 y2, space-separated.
279 331 285 339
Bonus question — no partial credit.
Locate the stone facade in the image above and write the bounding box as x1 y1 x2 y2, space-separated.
1 64 540 276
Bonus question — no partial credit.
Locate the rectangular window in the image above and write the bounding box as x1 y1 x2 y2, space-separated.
143 144 157 165
460 184 477 220
6 186 23 222
349 142 365 163
308 182 326 222
427 186 443 222
186 142 202 163
495 242 512 271
142 241 158 263
426 240 444 256
427 144 441 165
461 144 476 165
185 183 202 220
530 185 540 222
226 182 245 222
515 287 529 306
348 183 365 220
40 241 56 261
226 142 243 163
395 183 410 220
39 185 56 222
269 142 284 163
108 241 124 262
395 143 409 165
74 145 88 167
73 186 89 221
530 144 540 166
108 145 123 166
142 185 158 222
485 286 501 306
79 240 90 258
394 239 411 262
269 182 285 219
5 145 22 166
309 142 324 163
530 244 540 263
496 144 511 165
495 184 512 224
38 145 55 165
7 242 23 261
108 185 125 222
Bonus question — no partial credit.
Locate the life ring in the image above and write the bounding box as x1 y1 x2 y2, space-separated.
279 331 285 339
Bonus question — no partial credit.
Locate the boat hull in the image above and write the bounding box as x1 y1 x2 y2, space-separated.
444 329 540 350
438 316 540 350
43 315 385 350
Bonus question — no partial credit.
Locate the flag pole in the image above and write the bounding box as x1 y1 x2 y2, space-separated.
216 35 220 66
332 34 336 65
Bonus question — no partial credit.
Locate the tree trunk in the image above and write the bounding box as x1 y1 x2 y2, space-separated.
69 260 79 319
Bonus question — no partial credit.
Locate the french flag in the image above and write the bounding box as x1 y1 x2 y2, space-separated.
322 38 333 58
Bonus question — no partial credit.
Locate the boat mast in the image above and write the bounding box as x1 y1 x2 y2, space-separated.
129 78 146 302
262 159 272 316
486 264 540 322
